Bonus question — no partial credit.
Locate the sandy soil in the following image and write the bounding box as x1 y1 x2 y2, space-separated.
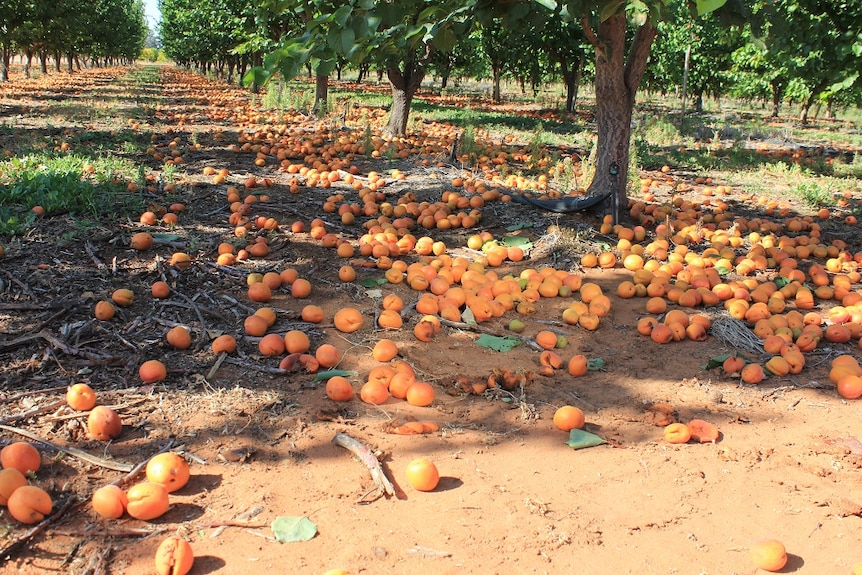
1 64 862 575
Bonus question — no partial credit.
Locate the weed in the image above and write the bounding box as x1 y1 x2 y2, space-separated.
791 181 835 208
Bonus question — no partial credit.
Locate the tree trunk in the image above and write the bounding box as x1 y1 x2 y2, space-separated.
695 91 704 113
54 51 61 72
356 62 369 83
0 43 10 82
40 51 47 74
250 53 262 94
384 65 425 137
24 49 34 78
585 14 657 223
313 71 329 115
770 79 784 118
798 84 826 124
560 58 582 113
492 64 502 103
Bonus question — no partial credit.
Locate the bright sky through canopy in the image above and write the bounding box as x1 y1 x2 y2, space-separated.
144 0 160 26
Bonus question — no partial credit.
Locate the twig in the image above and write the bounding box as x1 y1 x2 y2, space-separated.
162 287 209 351
332 432 395 499
222 356 289 375
54 527 167 538
0 399 66 425
207 351 228 380
80 543 112 575
0 266 36 299
85 240 106 271
0 424 133 472
209 505 265 539
0 494 76 558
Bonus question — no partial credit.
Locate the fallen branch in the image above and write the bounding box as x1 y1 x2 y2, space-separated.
0 424 133 472
332 432 394 499
0 494 76 558
54 527 166 538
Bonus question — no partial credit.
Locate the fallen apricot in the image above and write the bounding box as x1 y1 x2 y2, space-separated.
404 458 439 492
139 359 168 383
87 406 123 441
92 484 128 519
126 482 170 520
663 422 691 444
686 419 720 443
146 453 190 493
0 442 41 474
0 468 28 505
333 307 364 333
749 539 787 572
553 406 585 431
66 383 97 411
155 536 194 575
7 485 52 524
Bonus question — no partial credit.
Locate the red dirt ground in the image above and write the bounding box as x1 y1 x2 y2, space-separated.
2 64 862 575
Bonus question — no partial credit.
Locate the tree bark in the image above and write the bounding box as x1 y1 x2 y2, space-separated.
40 52 47 75
491 63 502 103
798 83 826 124
584 14 658 223
384 64 425 137
313 71 329 115
770 78 784 118
0 43 9 82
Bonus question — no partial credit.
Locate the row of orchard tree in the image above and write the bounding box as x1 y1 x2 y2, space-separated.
158 0 862 220
0 0 149 81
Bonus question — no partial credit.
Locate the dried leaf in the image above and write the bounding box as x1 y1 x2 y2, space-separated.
271 516 317 543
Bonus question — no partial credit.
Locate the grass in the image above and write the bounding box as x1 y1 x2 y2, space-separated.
0 152 144 235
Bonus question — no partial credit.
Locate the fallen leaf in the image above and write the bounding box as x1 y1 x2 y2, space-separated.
475 334 522 352
271 516 317 543
565 428 607 450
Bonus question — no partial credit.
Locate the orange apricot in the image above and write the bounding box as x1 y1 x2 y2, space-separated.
333 307 364 333
553 406 585 431
405 381 435 406
139 359 167 383
1 442 41 474
749 539 787 572
91 484 128 519
686 419 719 443
154 536 194 575
125 482 170 521
404 458 439 492
325 376 354 401
7 485 52 524
0 468 28 506
372 339 399 362
66 383 97 411
87 406 123 441
663 422 691 444
146 453 191 493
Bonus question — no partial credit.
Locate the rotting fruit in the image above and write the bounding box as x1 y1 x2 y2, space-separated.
154 536 194 575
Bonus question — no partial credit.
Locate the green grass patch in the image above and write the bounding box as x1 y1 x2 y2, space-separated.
0 152 144 235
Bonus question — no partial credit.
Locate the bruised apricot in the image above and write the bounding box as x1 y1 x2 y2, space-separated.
686 419 719 443
87 406 123 441
146 453 191 493
7 485 52 524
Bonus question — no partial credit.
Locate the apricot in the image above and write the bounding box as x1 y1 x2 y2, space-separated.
146 453 190 493
92 484 128 519
7 485 52 524
66 383 97 411
112 288 135 307
333 307 364 333
1 442 41 474
749 539 787 572
663 422 691 444
87 406 123 441
686 419 719 443
155 536 194 575
140 359 168 383
126 482 170 520
0 468 28 505
553 406 585 431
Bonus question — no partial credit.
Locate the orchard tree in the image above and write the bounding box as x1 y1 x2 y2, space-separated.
0 0 32 81
476 0 747 221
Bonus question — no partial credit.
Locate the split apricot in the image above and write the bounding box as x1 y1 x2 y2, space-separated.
155 536 194 575
126 482 170 521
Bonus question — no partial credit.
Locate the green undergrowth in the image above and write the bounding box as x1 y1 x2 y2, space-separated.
0 152 144 235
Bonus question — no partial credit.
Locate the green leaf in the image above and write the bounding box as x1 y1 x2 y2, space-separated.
434 26 457 53
701 353 732 370
271 516 317 543
587 357 605 371
695 0 727 16
360 277 388 288
566 429 607 450
475 334 522 352
500 235 532 250
461 306 477 325
600 0 626 21
505 222 534 231
332 5 353 27
313 370 359 382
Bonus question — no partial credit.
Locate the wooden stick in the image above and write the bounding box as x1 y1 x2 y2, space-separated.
0 424 133 472
0 399 66 426
332 432 395 498
109 440 176 487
